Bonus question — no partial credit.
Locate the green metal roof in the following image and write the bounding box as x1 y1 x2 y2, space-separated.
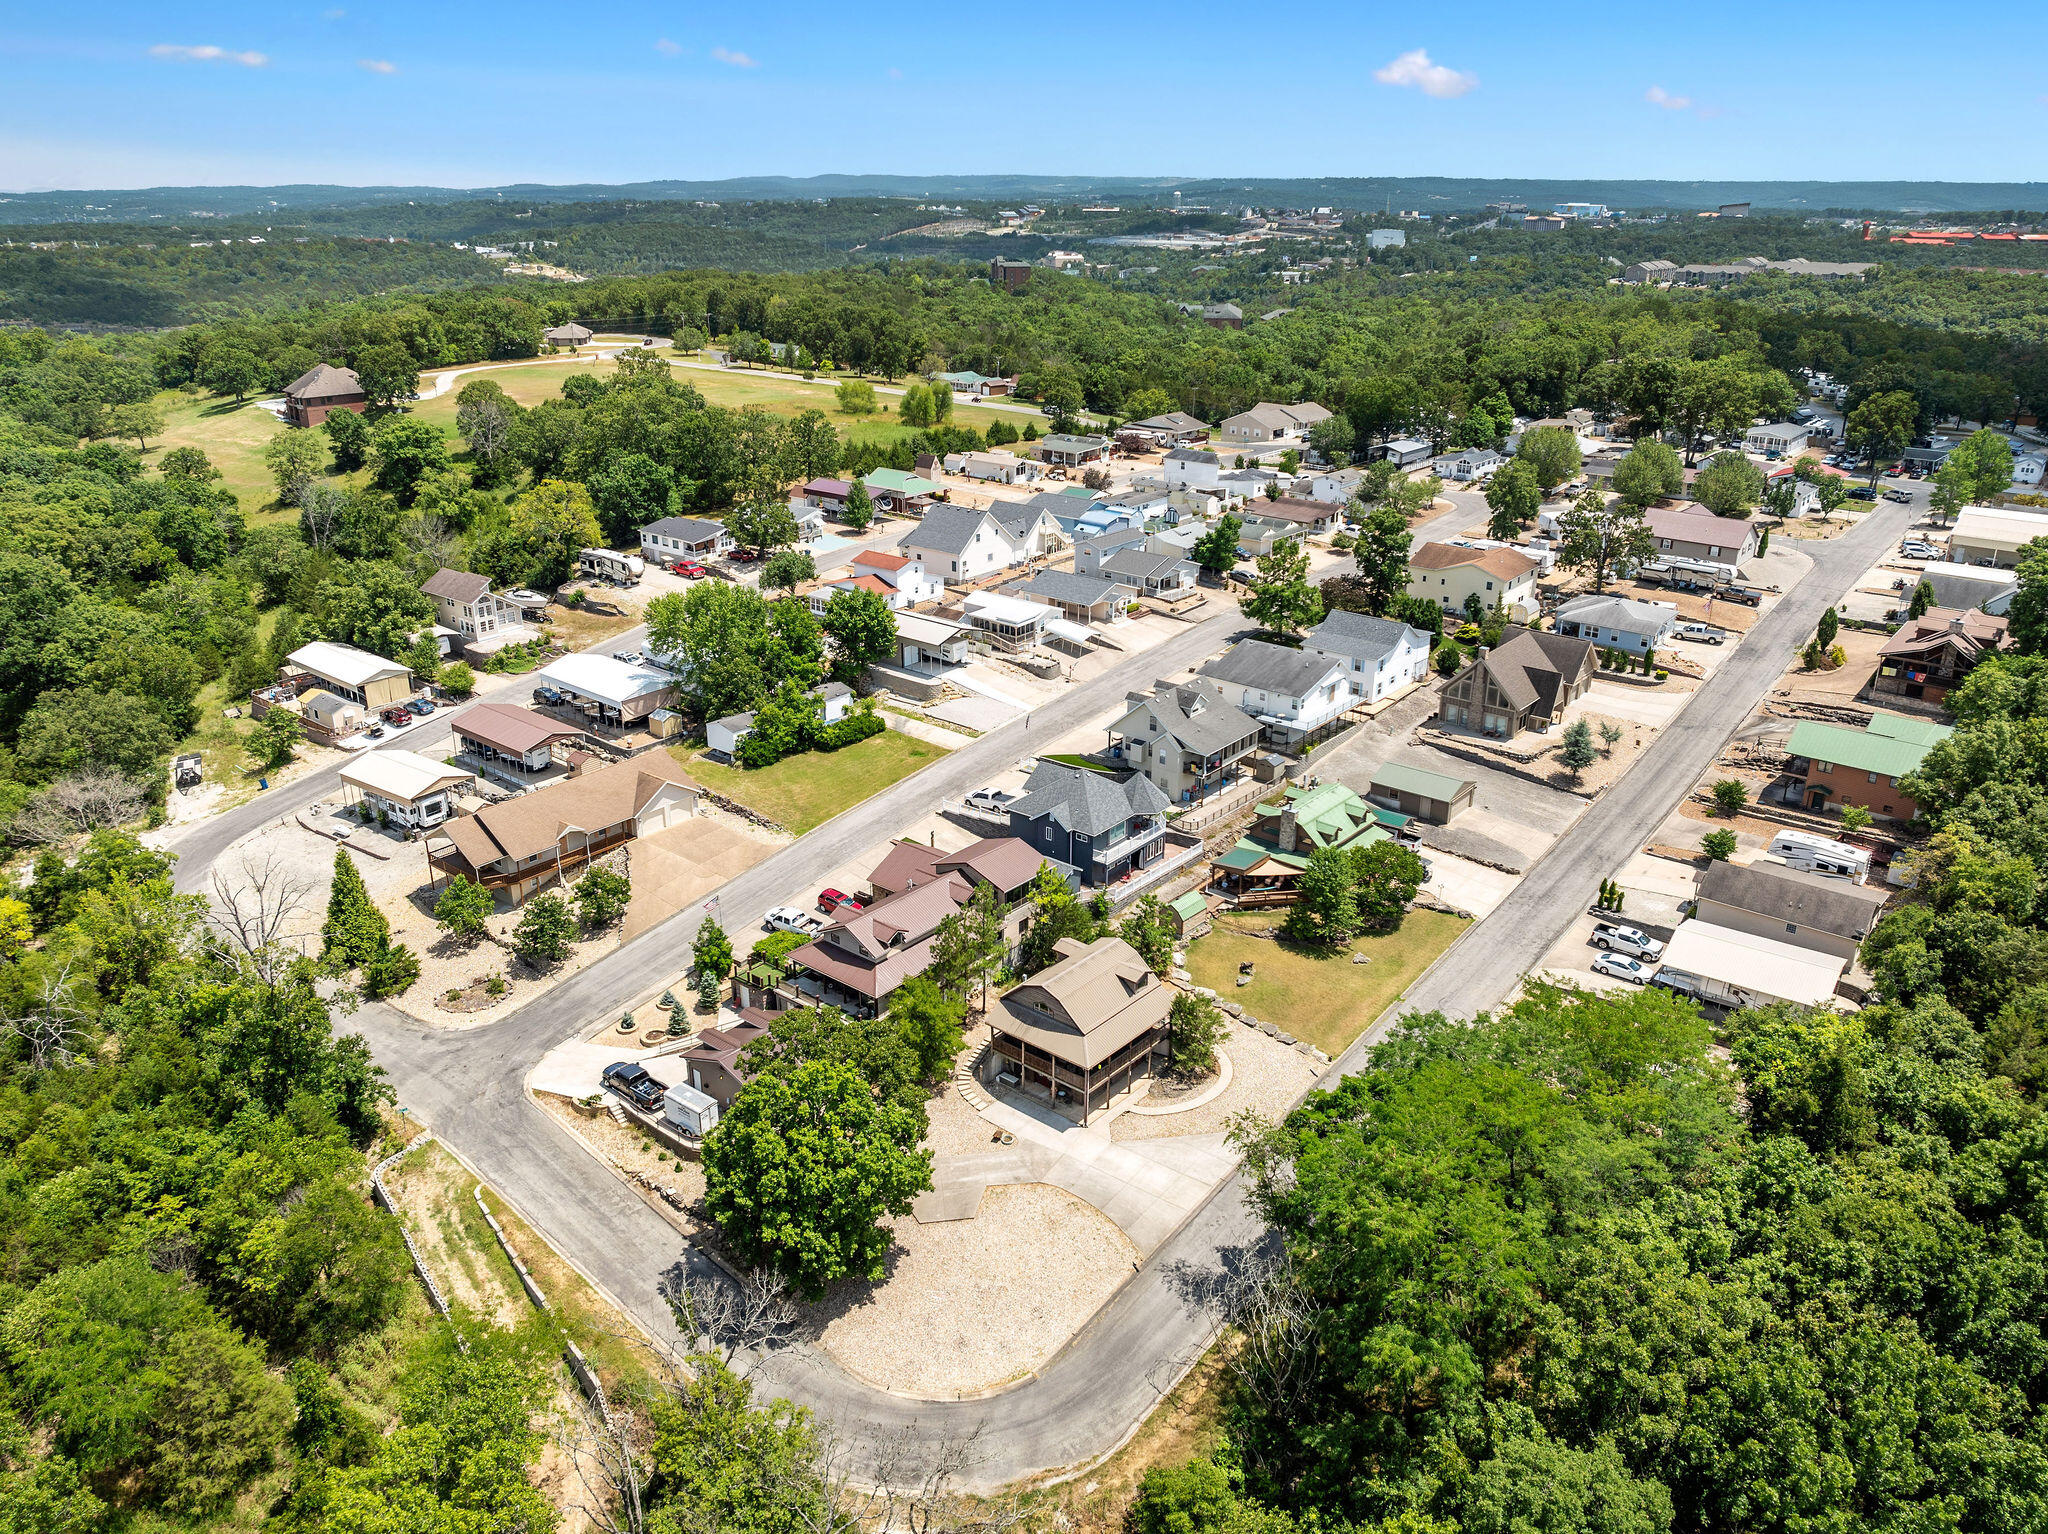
1214 843 1268 872
1865 713 1954 748
1170 891 1209 921
1787 719 1948 779
1368 760 1475 803
864 468 941 496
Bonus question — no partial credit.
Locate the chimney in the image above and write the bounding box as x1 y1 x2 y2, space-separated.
1949 615 1967 633
1278 805 1298 853
1476 645 1490 664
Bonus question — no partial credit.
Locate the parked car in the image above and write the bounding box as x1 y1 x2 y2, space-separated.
1848 485 1878 501
366 725 386 740
532 686 565 706
818 888 866 915
379 706 413 727
405 698 434 715
1675 622 1724 645
1591 953 1649 984
612 650 642 665
764 906 825 936
601 1061 665 1112
965 788 1017 814
670 561 708 579
1592 922 1665 960
729 548 760 563
1720 585 1763 607
1899 538 1942 556
1885 490 1914 505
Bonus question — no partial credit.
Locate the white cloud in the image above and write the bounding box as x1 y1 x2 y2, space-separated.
358 58 397 74
1645 85 1691 111
655 37 682 55
149 44 269 67
710 46 757 68
1372 49 1475 100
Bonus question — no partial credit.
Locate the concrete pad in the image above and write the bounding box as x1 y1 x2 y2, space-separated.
930 695 1021 732
1582 683 1686 728
622 817 778 940
913 1183 988 1223
529 1039 638 1098
1423 850 1521 918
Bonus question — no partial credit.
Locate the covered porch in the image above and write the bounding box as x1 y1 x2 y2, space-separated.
988 1025 1165 1127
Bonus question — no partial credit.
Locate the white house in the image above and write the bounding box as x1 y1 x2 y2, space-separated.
989 496 1071 558
896 505 1027 582
960 590 1051 649
1744 421 1810 456
807 550 945 613
950 451 1038 485
2013 454 2046 488
339 749 475 830
419 569 537 659
1302 610 1433 704
1198 640 1354 748
638 516 733 563
1163 448 1222 492
1551 592 1680 655
1432 448 1503 482
707 683 852 759
1373 438 1434 468
893 611 976 672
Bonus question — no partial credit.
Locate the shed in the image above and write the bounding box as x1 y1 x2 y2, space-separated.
1366 761 1477 824
1168 889 1213 940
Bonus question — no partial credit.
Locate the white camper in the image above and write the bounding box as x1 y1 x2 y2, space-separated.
1767 829 1871 884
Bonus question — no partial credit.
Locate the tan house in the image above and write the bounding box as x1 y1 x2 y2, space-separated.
1439 626 1597 739
544 322 594 350
1406 543 1542 623
420 568 536 659
986 936 1174 1123
1692 859 1889 966
425 753 700 903
339 749 475 831
294 689 370 744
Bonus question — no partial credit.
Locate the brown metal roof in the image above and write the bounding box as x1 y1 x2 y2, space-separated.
454 702 589 756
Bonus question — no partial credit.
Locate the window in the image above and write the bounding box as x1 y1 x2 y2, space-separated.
1867 772 1879 784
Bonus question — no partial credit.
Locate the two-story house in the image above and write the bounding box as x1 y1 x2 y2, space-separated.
1198 640 1354 750
1871 608 2008 706
1109 679 1264 804
807 550 945 613
1098 548 1198 601
1438 626 1598 739
1211 781 1396 906
985 935 1174 1125
896 505 1026 583
778 875 970 1019
419 568 538 660
1406 542 1542 623
1302 610 1433 705
1007 762 1172 888
638 515 734 563
1163 448 1222 492
1220 401 1331 446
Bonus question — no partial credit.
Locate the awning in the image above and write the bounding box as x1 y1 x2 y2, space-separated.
1043 616 1096 645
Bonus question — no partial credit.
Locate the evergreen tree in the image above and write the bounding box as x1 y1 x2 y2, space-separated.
321 848 387 970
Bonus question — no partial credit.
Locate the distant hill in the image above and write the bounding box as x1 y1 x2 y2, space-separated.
5 174 2047 223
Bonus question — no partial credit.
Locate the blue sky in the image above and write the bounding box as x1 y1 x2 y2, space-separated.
4 2 2046 191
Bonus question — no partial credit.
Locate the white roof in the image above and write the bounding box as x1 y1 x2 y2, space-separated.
538 653 675 707
1043 615 1096 644
339 749 475 803
288 641 411 688
896 611 972 646
1950 506 2048 550
962 591 1050 626
1660 920 1845 1007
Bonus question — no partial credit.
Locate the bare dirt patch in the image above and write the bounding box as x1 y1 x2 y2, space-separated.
1112 1031 1317 1142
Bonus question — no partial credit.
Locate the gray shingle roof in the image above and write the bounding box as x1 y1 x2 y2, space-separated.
1305 610 1424 665
1018 570 1128 607
1553 593 1677 635
283 362 362 400
1199 639 1346 697
1100 550 1191 583
1165 448 1220 465
902 505 998 558
1125 679 1260 757
1696 858 1888 940
640 515 727 543
1009 762 1170 838
421 567 492 605
1463 626 1595 713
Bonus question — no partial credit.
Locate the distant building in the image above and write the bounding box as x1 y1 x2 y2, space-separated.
282 363 366 428
543 322 594 350
1368 229 1406 250
990 257 1033 292
1200 302 1244 330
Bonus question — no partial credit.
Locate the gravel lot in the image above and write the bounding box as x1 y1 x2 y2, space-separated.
810 1183 1138 1397
1112 1027 1318 1142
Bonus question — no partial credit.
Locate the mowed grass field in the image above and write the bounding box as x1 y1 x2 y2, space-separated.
1184 907 1469 1057
675 728 949 835
148 390 292 515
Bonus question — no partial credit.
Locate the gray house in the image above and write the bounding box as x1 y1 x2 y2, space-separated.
1015 569 1132 625
1007 762 1171 887
1098 549 1197 600
1109 679 1263 804
1551 592 1679 655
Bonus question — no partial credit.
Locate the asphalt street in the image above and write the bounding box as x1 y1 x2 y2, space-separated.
175 489 1923 1489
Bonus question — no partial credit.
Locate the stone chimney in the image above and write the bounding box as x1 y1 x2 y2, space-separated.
1277 804 1299 853
1949 615 1968 633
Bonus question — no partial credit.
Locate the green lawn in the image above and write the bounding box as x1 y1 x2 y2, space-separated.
148 389 291 516
674 729 950 834
1185 907 1469 1057
1041 753 1115 773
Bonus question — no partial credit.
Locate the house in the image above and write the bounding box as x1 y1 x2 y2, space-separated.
1109 679 1264 804
425 754 701 903
1016 570 1134 626
960 590 1052 650
1406 542 1542 623
1218 467 1283 506
1872 608 2008 705
534 653 677 726
1123 412 1210 448
1095 484 1172 524
1163 448 1222 491
293 690 370 744
1258 497 1346 537
1056 499 1146 542
1302 610 1433 704
898 505 1028 583
1220 401 1331 445
937 370 1015 397
1438 625 1598 739
1786 714 1952 821
452 702 592 778
891 610 977 673
705 682 852 760
1656 920 1847 1011
1947 506 2048 568
1301 465 1370 505
339 749 475 830
1007 762 1171 887
671 1012 772 1111
1200 303 1243 331
1551 592 1680 655
866 835 1063 905
1372 437 1434 468
1913 559 2019 616
1036 433 1113 468
1366 761 1477 824
1433 447 1503 482
1211 782 1393 905
1075 526 1149 574
543 322 594 350
794 479 853 514
781 871 983 1018
955 452 1035 485
986 936 1174 1123
1692 859 1889 966
1745 421 1809 456
419 569 537 659
2013 454 2046 488
863 468 943 516
1098 549 1197 600
1623 258 1680 284
285 641 416 709
638 516 733 562
987 496 1068 558
1645 504 1761 569
808 550 944 613
1198 640 1354 750
281 363 367 428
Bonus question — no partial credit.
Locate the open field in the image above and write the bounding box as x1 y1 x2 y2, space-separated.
148 389 290 514
1184 907 1469 1056
676 728 949 834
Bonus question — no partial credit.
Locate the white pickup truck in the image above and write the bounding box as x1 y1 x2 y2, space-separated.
1674 622 1724 645
1591 921 1665 960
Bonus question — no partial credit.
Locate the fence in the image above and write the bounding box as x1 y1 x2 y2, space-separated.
471 1186 617 1424
371 1134 459 1337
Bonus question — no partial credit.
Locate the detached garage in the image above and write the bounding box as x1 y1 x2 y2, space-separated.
1366 761 1477 824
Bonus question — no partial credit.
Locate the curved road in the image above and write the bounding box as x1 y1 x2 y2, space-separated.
172 493 1925 1488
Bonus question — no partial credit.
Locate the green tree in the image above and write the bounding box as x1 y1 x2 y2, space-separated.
17 689 177 782
835 378 877 416
324 406 371 471
1514 425 1582 494
1191 514 1245 578
572 865 632 929
839 478 874 530
472 478 603 589
702 1058 933 1299
439 660 476 696
1307 414 1357 466
309 560 435 660
321 848 388 971
360 939 420 999
586 452 678 544
1556 488 1653 592
1690 450 1767 516
512 893 576 967
1559 719 1597 784
693 916 735 981
1165 991 1226 1081
930 881 1008 1009
106 400 164 449
1118 894 1177 974
724 499 802 559
200 347 263 401
761 549 816 593
368 416 449 506
890 974 967 1081
1610 440 1684 509
249 706 304 770
160 445 219 481
1711 778 1748 816
1945 426 2017 505
1907 579 1936 619
1847 388 1918 483
1349 839 1428 932
1281 846 1359 946
1701 827 1738 861
820 586 898 684
434 877 494 940
262 429 326 505
1816 605 1839 650
1241 537 1323 637
1485 459 1542 538
1351 502 1413 614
